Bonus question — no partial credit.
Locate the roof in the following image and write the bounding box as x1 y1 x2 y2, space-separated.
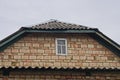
30 20 97 30
0 20 120 70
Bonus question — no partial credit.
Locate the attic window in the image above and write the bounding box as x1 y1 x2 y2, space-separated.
56 38 67 55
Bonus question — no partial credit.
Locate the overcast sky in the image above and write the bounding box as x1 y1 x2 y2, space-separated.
0 0 120 44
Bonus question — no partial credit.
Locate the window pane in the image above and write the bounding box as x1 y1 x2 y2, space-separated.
58 40 65 45
56 39 67 55
62 46 66 54
58 46 61 54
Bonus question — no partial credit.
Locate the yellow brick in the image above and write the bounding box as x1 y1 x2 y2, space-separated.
97 45 103 48
25 43 32 46
22 56 29 59
20 48 30 53
80 56 86 60
81 44 87 48
51 44 55 47
59 56 66 59
4 49 11 53
73 56 79 60
14 43 24 47
38 50 44 53
3 62 11 66
30 49 37 53
36 56 43 59
45 37 51 40
71 38 77 41
3 55 9 59
44 50 52 54
68 50 72 53
33 43 39 47
68 63 75 67
100 57 107 60
87 57 94 60
43 56 51 59
44 44 50 47
66 56 72 59
54 62 60 67
38 37 44 41
45 62 53 66
90 63 97 67
61 63 68 67
82 63 89 67
52 56 58 59
31 62 39 67
14 55 21 59
88 44 94 48
12 49 19 53
29 56 36 59
103 63 110 67
71 60 78 62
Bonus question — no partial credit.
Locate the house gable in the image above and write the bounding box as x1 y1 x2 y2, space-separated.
0 32 120 69
0 21 119 56
0 20 120 69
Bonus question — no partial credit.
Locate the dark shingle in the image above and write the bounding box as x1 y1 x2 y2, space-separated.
31 20 97 30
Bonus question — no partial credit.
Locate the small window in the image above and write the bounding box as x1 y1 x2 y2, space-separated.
56 38 67 55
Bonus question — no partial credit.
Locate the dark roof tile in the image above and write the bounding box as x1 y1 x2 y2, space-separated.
30 20 97 30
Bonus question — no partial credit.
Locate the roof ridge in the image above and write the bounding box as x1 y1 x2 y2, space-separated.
29 19 97 30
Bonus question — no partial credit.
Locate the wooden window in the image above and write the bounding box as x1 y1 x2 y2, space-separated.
56 38 67 55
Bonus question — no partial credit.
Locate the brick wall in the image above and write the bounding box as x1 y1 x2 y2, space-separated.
0 33 120 69
0 70 120 80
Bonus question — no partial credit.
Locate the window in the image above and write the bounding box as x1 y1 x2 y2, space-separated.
56 38 67 55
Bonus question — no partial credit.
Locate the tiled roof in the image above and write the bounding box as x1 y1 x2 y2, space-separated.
29 20 97 30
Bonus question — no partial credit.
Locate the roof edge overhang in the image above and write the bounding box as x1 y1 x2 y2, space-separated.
0 67 120 71
0 27 120 56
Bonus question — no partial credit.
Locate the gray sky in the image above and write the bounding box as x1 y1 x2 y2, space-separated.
0 0 120 44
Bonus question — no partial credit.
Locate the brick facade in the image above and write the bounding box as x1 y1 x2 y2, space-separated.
0 33 119 69
0 33 120 80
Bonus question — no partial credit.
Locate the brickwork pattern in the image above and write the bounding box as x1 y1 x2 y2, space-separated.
0 33 120 69
0 70 120 80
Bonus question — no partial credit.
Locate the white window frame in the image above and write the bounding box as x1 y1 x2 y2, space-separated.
56 38 67 55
